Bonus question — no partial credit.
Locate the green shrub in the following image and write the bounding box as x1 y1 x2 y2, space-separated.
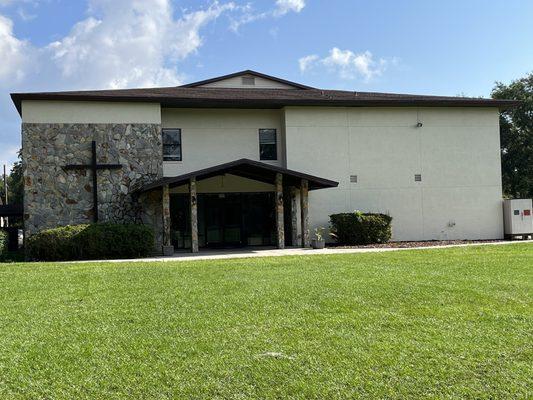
26 224 87 261
330 211 392 245
0 230 8 256
26 223 154 261
76 223 154 260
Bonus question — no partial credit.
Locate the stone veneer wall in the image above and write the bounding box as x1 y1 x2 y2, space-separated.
22 123 164 249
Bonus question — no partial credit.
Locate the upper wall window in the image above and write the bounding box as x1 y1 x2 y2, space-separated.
259 129 277 160
163 128 182 161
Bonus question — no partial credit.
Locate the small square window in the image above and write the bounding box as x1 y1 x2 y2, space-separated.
163 128 182 161
350 175 358 183
259 129 277 160
415 174 422 182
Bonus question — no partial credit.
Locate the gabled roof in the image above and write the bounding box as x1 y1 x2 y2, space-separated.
137 158 339 193
10 70 520 115
179 69 315 90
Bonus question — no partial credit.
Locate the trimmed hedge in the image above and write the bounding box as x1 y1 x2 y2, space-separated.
330 211 392 245
77 223 154 260
26 223 154 261
26 224 87 261
0 230 8 256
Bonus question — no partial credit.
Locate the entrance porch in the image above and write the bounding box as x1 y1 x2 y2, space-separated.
137 159 338 253
170 192 276 249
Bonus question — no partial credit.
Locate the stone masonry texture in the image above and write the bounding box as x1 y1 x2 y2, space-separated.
22 123 164 249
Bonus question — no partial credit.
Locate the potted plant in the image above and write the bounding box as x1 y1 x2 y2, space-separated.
311 227 326 249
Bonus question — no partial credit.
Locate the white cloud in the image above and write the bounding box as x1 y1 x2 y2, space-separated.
299 47 393 81
172 2 237 61
323 48 385 80
231 0 305 31
229 11 264 32
298 54 318 72
274 0 305 16
0 14 31 83
44 0 240 89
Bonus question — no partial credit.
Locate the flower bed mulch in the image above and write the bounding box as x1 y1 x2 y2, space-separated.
329 240 504 249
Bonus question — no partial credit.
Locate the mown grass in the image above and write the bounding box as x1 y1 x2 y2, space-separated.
0 244 531 399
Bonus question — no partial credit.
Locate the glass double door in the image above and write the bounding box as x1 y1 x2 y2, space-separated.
170 192 275 249
204 194 243 247
203 193 275 248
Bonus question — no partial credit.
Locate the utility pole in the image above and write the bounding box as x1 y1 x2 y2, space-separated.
3 164 8 227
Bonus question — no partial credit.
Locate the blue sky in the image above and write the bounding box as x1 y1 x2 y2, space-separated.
1 0 532 169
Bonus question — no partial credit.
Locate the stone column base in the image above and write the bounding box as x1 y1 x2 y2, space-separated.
162 245 175 256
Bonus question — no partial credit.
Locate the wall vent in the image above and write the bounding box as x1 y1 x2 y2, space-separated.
242 76 255 85
350 175 358 183
414 174 422 182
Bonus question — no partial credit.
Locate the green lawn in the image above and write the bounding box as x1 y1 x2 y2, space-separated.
0 244 532 399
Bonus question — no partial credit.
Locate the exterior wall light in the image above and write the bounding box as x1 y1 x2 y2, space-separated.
416 122 423 127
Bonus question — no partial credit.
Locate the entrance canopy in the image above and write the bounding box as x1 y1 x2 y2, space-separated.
137 158 338 193
137 159 337 254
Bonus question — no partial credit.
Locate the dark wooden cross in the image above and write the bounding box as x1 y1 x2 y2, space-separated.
63 140 122 223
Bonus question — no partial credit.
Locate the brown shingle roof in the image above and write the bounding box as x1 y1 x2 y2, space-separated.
10 83 519 115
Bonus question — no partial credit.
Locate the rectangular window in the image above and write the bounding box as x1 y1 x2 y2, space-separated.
259 129 277 160
163 128 182 161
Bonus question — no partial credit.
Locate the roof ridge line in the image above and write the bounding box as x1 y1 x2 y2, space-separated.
179 70 315 90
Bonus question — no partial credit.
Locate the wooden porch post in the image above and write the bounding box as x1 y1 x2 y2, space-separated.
162 184 174 256
190 177 199 253
275 173 285 249
300 179 309 247
290 186 298 246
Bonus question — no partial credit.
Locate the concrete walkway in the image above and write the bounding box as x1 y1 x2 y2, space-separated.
74 239 532 264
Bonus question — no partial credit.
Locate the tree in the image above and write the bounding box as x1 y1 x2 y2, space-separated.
492 73 533 199
0 150 23 205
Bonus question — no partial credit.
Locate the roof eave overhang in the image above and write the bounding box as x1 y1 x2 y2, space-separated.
10 93 521 116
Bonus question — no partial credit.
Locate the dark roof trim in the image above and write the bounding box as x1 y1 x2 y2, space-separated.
137 158 338 193
10 92 520 116
179 70 315 90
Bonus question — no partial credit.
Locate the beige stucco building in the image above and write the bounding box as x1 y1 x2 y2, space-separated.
11 70 517 253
